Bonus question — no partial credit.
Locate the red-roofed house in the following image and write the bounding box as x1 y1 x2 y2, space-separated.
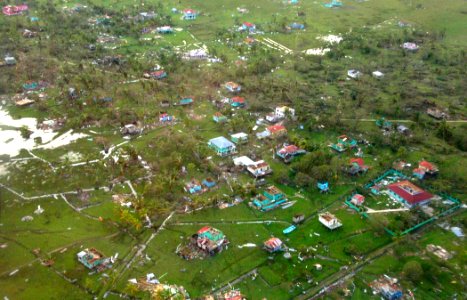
231 96 245 108
387 180 433 208
242 22 256 32
264 237 283 253
267 124 287 137
276 144 306 162
350 194 365 206
413 160 438 179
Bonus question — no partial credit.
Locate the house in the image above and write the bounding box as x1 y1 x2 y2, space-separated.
264 237 283 253
195 226 229 255
276 144 306 162
265 112 281 123
247 160 272 178
230 132 248 144
348 158 369 176
347 69 362 79
397 125 410 135
185 179 203 194
319 212 342 230
77 248 111 271
350 194 365 206
242 22 256 33
329 135 357 152
427 108 447 120
15 97 35 107
376 117 392 130
251 186 287 212
23 29 38 38
372 70 384 78
208 137 237 156
275 106 295 119
145 70 167 79
370 275 403 300
202 178 216 188
267 124 287 137
387 180 433 208
183 49 208 60
244 37 257 46
256 130 271 139
213 112 228 123
293 214 305 224
317 182 330 193
402 42 419 51
159 113 175 123
413 160 438 179
157 26 173 34
182 9 197 20
3 5 28 16
225 82 241 93
371 184 383 195
231 96 245 108
121 124 142 136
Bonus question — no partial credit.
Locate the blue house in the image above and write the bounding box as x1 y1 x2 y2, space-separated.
213 112 228 123
185 179 202 194
324 0 343 8
317 182 330 193
183 9 197 20
77 248 110 271
208 137 237 156
202 178 216 188
242 22 256 33
177 98 194 106
251 186 287 212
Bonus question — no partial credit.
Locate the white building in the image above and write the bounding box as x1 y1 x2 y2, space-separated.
275 106 295 119
319 212 342 230
246 160 271 177
347 69 362 79
372 71 384 78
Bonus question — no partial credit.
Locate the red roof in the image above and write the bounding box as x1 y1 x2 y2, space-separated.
413 168 425 174
243 22 254 27
231 96 245 103
267 124 286 134
387 180 433 205
279 145 299 154
350 158 364 167
352 194 365 202
264 237 282 248
184 9 195 14
197 226 211 234
419 160 437 172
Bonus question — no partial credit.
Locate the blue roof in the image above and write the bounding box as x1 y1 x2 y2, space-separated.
209 136 235 149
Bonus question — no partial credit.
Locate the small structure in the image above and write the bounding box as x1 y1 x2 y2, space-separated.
208 137 237 156
225 82 241 93
241 22 256 33
317 182 330 193
347 69 362 79
426 244 452 260
387 180 433 208
427 107 447 120
157 26 173 34
202 178 216 188
183 49 208 60
213 112 228 123
350 194 365 206
4 55 16 65
231 96 245 108
2 4 28 16
230 132 248 144
372 71 384 78
319 212 342 230
195 226 229 255
264 237 283 253
288 22 305 30
251 186 287 211
348 158 369 176
145 70 167 80
185 179 203 194
397 125 410 135
376 117 393 130
121 124 142 136
256 130 271 139
15 97 35 107
293 214 305 224
276 144 306 163
370 275 403 300
159 112 175 123
177 98 194 106
247 160 272 178
77 248 112 271
402 42 419 51
267 124 287 138
329 135 357 152
182 9 197 20
324 0 343 8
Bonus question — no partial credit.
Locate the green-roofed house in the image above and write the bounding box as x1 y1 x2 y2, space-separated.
195 226 229 255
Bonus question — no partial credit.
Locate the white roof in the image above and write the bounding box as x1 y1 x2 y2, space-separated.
209 136 235 148
77 251 87 258
233 156 255 166
231 132 248 138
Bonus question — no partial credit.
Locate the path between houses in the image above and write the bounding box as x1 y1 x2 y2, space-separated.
170 220 291 226
342 118 467 123
366 207 409 214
